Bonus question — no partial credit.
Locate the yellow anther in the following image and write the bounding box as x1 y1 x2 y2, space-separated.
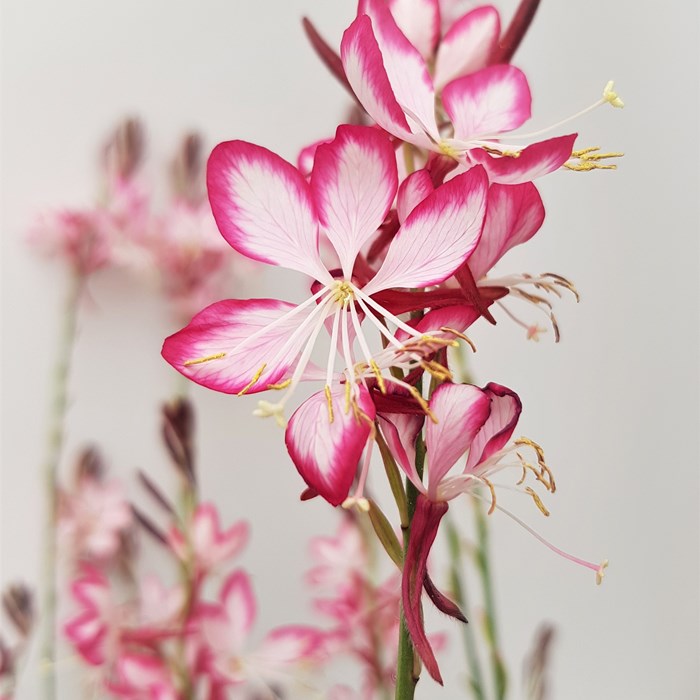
602 81 624 108
438 141 461 159
370 360 387 394
564 146 624 172
440 327 477 352
183 352 226 367
407 385 437 424
482 477 497 515
596 559 609 585
237 363 267 396
332 281 355 304
525 487 550 517
267 379 291 391
420 360 453 382
344 380 352 414
324 385 334 423
481 145 521 158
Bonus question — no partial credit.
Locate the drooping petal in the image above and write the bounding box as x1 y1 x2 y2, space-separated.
465 382 522 470
311 125 398 276
425 383 491 495
387 0 441 59
363 166 488 294
434 6 500 89
162 298 324 395
442 65 531 140
341 15 416 143
396 169 434 224
402 494 448 684
220 570 257 653
207 140 331 282
468 133 577 184
358 0 440 140
469 182 545 279
285 386 376 506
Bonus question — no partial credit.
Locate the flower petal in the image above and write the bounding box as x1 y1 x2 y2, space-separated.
363 166 488 294
468 133 577 184
207 140 331 282
358 0 439 140
377 410 425 492
387 0 440 59
311 125 398 276
162 298 323 395
469 182 545 279
434 6 500 89
341 15 416 143
255 626 324 668
220 570 257 652
396 169 434 224
443 64 531 140
425 383 491 495
465 382 521 470
285 386 376 506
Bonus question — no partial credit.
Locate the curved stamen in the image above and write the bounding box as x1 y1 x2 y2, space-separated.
325 306 342 388
352 286 425 340
475 494 608 585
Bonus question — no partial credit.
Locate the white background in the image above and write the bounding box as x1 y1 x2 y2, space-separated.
1 0 698 698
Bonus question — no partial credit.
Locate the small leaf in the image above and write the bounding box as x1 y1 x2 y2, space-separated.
367 499 403 570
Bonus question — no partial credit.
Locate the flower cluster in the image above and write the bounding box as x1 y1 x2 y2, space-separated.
61 401 324 699
162 0 618 689
29 119 248 318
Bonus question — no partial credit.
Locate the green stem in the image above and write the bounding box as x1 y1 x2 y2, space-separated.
395 437 425 700
41 271 84 700
474 497 508 700
445 516 487 700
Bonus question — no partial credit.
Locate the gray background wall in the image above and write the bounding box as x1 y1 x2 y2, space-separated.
1 0 698 697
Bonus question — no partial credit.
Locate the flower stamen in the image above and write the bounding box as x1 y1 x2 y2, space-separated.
183 352 226 366
237 363 267 396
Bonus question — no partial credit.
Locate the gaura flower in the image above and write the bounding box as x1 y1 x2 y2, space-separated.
162 124 488 505
341 0 623 183
400 176 579 340
380 381 607 682
196 570 323 691
167 503 249 577
106 653 178 700
382 0 501 86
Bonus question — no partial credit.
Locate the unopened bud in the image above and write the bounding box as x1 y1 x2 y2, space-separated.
103 117 145 180
74 446 104 484
162 398 196 485
171 132 205 204
2 584 35 638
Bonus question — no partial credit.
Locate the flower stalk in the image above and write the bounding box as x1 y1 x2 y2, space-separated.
395 436 425 699
41 271 84 700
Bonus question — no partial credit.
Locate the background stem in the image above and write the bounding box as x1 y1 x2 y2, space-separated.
445 516 487 700
41 271 83 700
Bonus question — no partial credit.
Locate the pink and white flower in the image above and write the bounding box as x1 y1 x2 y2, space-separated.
380 381 607 681
167 503 249 577
162 124 488 505
58 477 132 562
106 653 178 700
341 0 579 183
196 570 323 692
